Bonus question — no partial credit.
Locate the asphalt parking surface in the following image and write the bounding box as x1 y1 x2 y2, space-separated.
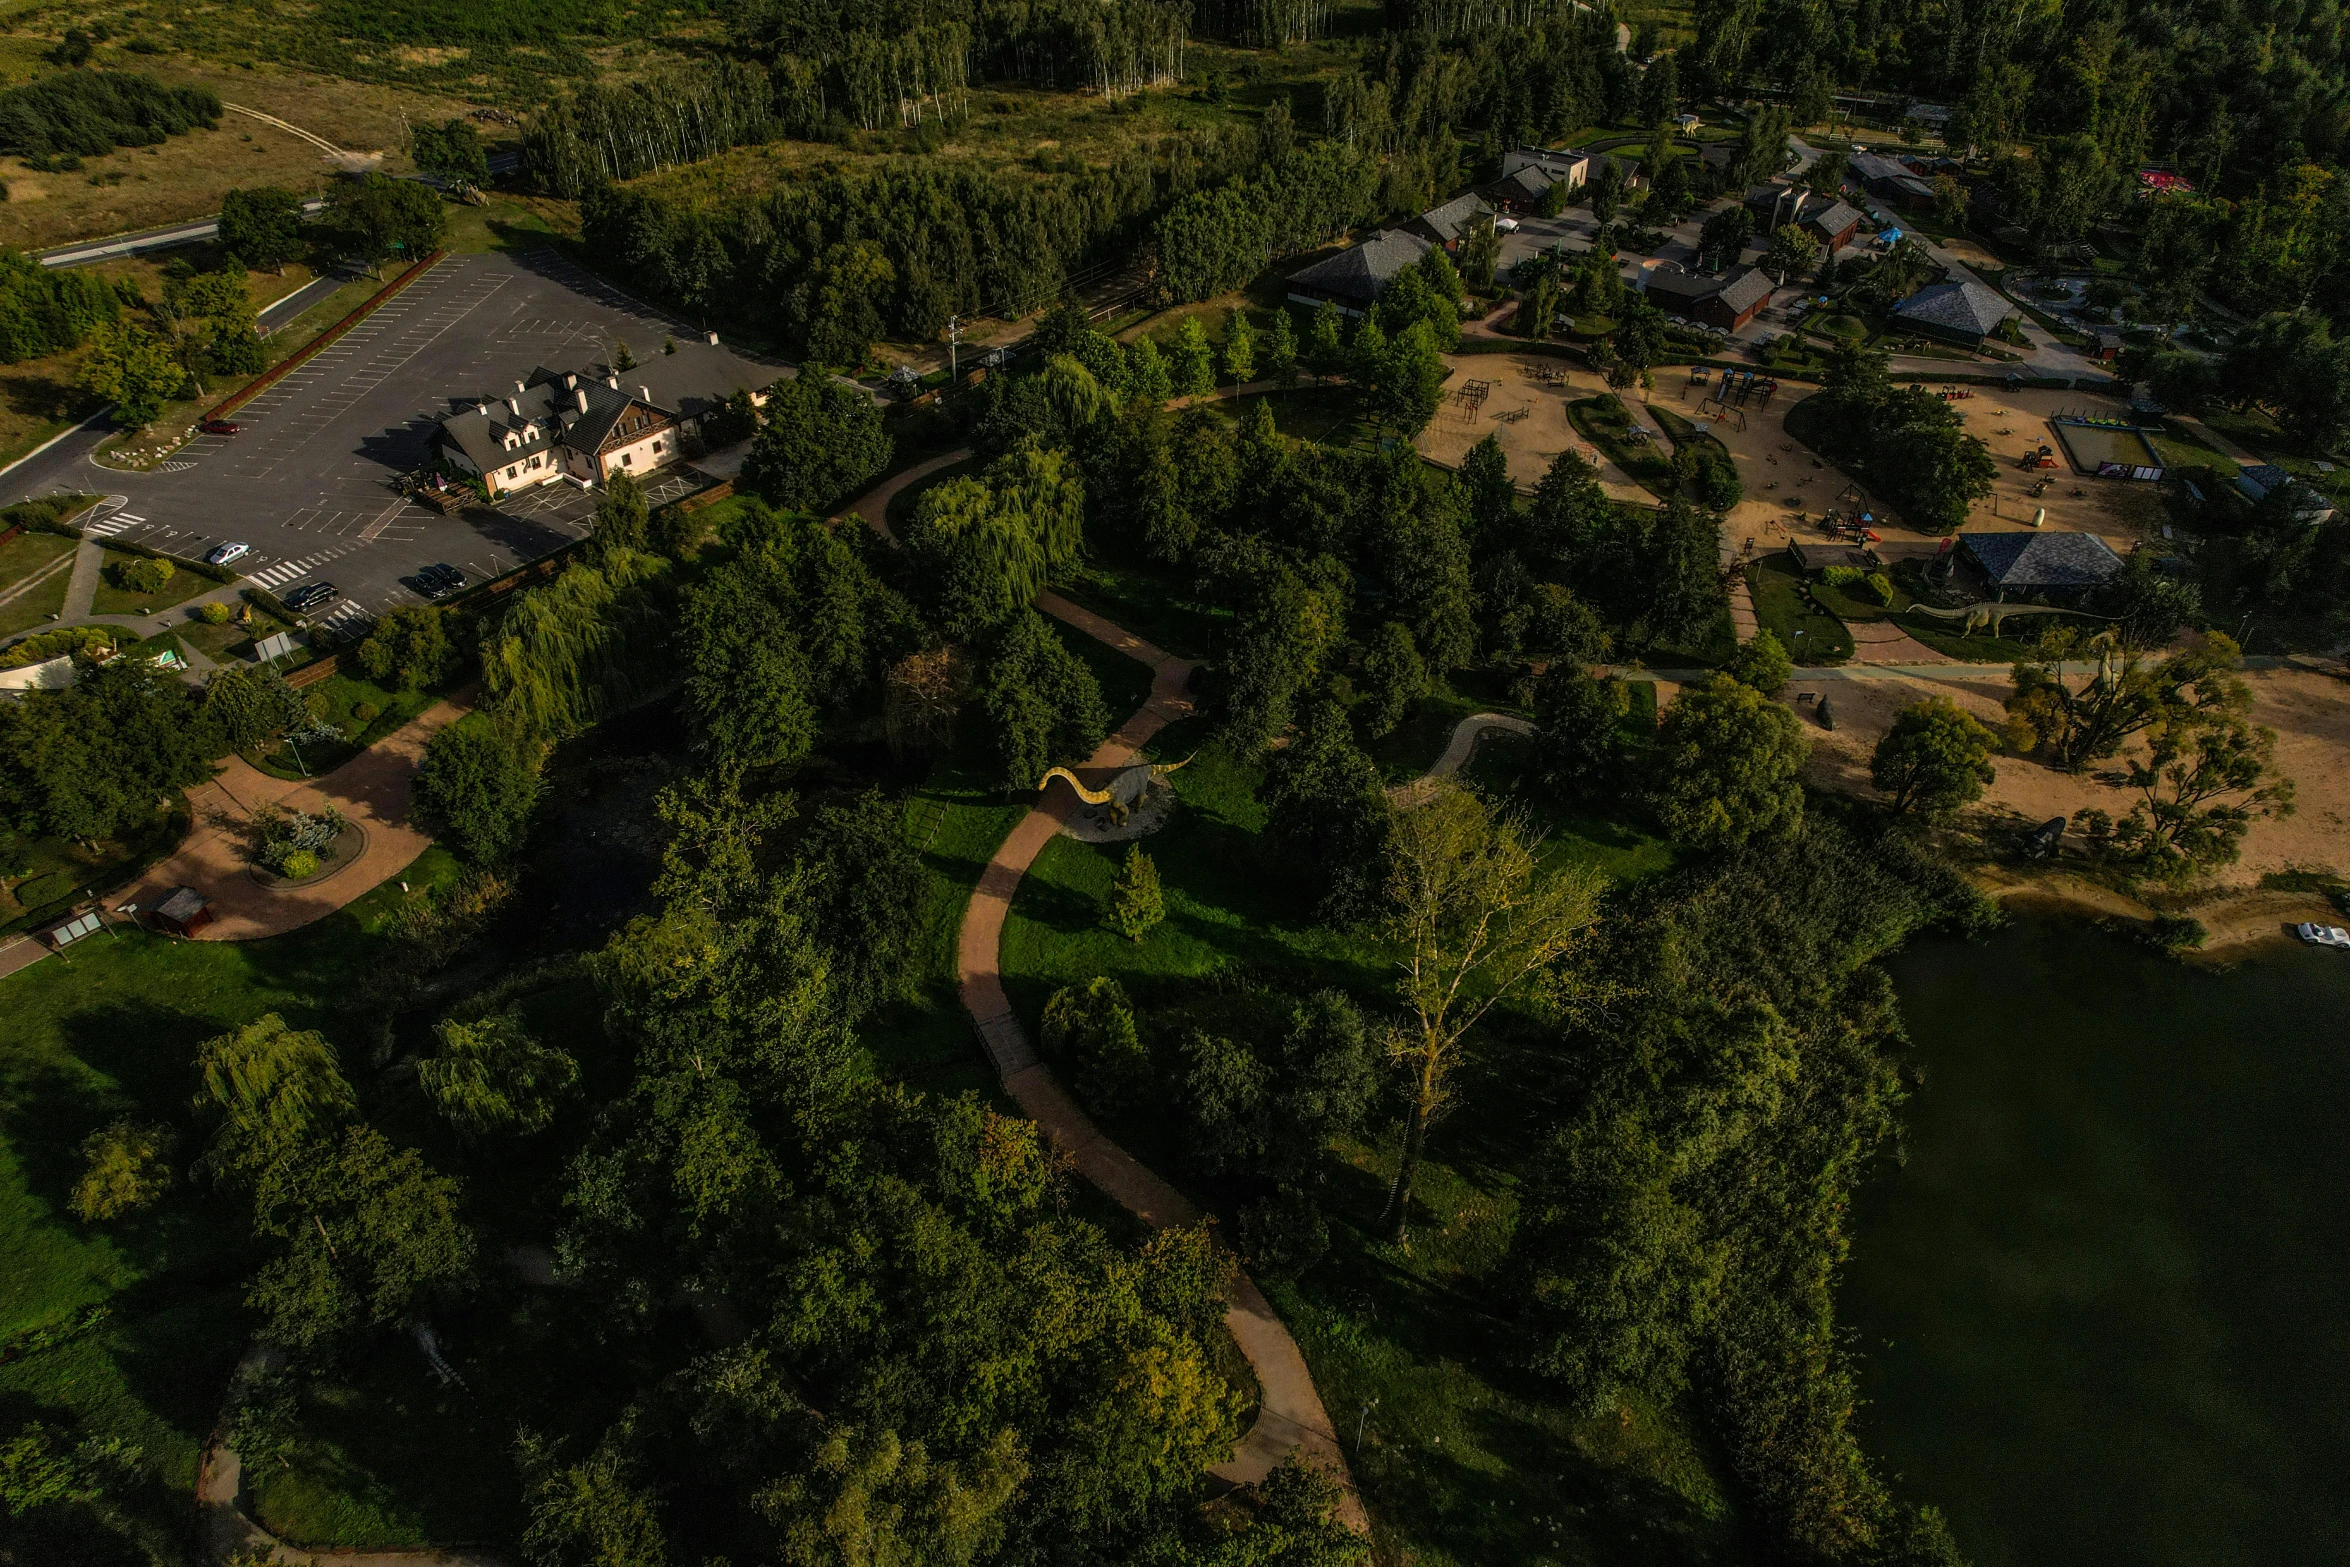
4 247 772 641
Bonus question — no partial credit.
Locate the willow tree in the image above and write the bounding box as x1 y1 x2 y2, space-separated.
1379 782 1605 1242
480 552 672 741
421 1011 581 1138
194 1014 355 1198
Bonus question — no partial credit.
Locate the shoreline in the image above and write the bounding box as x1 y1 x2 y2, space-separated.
1970 864 2344 958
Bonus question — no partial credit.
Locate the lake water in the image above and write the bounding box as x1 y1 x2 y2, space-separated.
1848 915 2350 1567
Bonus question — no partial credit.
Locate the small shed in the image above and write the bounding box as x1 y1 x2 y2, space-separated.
152 886 215 938
1789 539 1878 575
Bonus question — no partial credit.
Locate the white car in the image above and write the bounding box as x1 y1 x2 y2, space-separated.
2295 923 2350 949
1494 216 1521 233
204 542 250 567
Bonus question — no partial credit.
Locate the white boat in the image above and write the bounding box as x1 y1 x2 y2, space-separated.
2294 923 2350 949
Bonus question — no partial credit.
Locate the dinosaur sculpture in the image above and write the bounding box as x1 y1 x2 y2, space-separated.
1907 601 2112 637
1036 754 1195 825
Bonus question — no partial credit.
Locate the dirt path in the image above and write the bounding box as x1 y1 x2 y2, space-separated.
831 449 1373 1527
123 696 469 940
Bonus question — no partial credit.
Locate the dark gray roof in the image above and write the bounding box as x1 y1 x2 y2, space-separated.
1893 280 2016 337
1960 530 2125 589
1803 200 1861 236
1714 265 1773 313
155 886 209 922
1849 150 1914 185
2239 463 2290 496
1418 192 1494 244
1642 266 1719 302
1502 165 1554 199
1288 229 1434 305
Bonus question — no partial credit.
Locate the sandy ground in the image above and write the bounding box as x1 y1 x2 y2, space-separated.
1423 355 2166 571
1789 664 2350 898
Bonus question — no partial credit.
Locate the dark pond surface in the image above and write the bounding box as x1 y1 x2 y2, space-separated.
1849 916 2350 1567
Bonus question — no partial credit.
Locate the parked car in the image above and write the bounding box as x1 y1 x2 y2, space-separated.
198 418 242 435
2295 923 2350 950
1494 216 1521 233
413 563 467 599
204 542 250 567
283 583 338 614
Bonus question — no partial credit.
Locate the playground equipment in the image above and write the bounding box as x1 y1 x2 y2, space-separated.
1456 379 1492 419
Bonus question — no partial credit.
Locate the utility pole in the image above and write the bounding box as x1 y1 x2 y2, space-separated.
947 315 963 385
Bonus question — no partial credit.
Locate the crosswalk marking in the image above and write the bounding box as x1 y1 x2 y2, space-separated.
85 511 145 536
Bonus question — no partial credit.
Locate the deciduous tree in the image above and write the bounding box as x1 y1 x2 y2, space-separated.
1651 674 1807 847
1379 782 1604 1241
1870 697 1997 819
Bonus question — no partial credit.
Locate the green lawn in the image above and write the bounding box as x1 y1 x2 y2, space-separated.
0 847 462 1561
1052 559 1229 662
1568 396 1676 499
0 532 77 640
0 529 75 595
1745 553 1854 663
249 674 443 781
178 605 297 663
995 721 1741 1566
90 551 220 618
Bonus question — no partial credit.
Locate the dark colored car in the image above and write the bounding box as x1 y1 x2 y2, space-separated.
415 563 467 599
284 583 338 614
199 419 242 435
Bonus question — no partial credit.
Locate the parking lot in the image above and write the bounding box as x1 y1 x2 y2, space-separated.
5 247 777 641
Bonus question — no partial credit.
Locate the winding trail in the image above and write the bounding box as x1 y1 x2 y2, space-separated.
840 457 1370 1529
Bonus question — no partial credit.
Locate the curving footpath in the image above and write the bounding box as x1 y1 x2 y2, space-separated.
954 591 1367 1529
836 454 1370 1530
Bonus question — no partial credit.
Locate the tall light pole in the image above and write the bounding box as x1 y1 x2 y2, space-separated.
947 314 963 384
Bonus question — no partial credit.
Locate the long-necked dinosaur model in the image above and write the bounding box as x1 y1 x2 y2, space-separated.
1908 602 2112 637
1036 754 1195 812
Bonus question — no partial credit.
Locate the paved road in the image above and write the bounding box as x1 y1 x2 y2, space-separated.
35 200 332 268
2 247 768 651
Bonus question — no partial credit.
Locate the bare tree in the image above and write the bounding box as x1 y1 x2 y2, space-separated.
1378 781 1605 1243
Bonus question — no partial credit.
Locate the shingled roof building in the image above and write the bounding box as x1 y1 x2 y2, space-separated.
1892 280 2018 345
434 342 780 499
1959 530 2125 601
1412 192 1496 249
1285 229 1434 314
1490 146 1590 210
1641 263 1775 332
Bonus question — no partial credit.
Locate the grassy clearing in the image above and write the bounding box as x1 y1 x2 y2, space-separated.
246 673 442 780
1568 396 1676 498
997 716 1743 1566
90 549 221 617
1745 553 1853 663
873 750 1028 1099
1052 558 1228 663
1 805 190 934
0 535 77 640
0 847 461 1557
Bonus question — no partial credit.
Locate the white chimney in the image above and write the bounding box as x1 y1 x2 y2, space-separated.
475 402 489 415
506 397 521 417
606 374 619 390
705 331 719 345
638 385 651 403
514 379 526 396
564 372 577 390
575 388 589 413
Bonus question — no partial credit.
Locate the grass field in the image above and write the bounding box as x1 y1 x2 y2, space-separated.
1745 552 1854 662
90 550 220 617
1568 395 1677 498
0 530 77 638
248 672 443 780
994 712 1741 1566
0 847 461 1561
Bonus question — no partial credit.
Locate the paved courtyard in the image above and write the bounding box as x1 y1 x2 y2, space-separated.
4 247 780 641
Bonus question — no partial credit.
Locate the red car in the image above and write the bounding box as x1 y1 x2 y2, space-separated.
199 418 242 435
